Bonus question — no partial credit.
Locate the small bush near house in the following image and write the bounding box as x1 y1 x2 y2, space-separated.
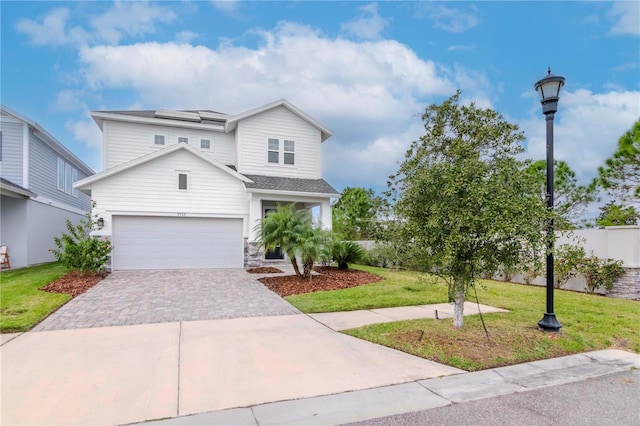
51 211 112 275
579 257 625 293
554 243 587 289
332 240 366 270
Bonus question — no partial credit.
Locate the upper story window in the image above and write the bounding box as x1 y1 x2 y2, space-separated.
57 157 79 197
200 139 211 149
268 138 279 163
284 140 295 165
154 135 165 145
267 138 295 165
178 137 189 144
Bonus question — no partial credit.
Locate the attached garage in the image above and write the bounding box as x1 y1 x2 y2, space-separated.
112 216 243 270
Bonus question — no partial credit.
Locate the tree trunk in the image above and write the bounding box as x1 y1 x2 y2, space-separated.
302 258 314 279
290 256 302 277
453 285 465 328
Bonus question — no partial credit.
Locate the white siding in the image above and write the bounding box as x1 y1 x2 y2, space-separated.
0 118 24 184
237 106 322 179
92 150 249 217
104 121 236 170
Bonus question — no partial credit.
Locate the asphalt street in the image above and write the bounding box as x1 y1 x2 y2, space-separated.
345 369 640 426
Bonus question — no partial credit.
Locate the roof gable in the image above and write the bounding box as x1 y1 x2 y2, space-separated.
225 99 332 142
75 143 251 192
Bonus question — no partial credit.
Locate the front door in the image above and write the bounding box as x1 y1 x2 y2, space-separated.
264 208 285 260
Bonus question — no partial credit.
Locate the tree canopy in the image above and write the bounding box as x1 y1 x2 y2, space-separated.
596 119 640 204
596 201 639 227
387 92 546 328
332 187 382 240
526 160 596 228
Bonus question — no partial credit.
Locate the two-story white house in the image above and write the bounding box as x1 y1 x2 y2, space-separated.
0 105 94 268
75 99 338 270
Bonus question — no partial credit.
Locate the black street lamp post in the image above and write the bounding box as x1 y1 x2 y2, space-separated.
535 67 565 332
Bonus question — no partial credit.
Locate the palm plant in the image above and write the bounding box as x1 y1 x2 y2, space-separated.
256 204 332 279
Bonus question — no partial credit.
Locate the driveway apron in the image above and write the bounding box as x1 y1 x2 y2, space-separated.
32 269 300 331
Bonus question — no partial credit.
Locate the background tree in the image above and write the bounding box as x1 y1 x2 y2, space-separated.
526 160 596 228
332 187 382 240
596 201 639 226
596 119 640 204
387 92 546 328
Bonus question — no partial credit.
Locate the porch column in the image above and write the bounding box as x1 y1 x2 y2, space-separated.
320 199 332 230
249 193 263 241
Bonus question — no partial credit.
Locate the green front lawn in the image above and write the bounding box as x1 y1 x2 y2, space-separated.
0 263 70 333
287 265 640 371
286 265 450 312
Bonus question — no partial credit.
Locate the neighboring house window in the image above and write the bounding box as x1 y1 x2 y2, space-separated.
178 137 189 144
65 163 72 194
178 173 188 190
57 157 78 195
72 169 78 197
284 140 295 165
201 139 211 149
154 135 165 145
268 138 279 163
57 158 65 191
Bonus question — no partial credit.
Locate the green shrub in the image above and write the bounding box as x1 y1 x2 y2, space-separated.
331 240 365 270
554 243 586 288
51 210 112 275
578 257 625 293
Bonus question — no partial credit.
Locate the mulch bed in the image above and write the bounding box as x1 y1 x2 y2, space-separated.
246 267 284 274
40 271 109 298
259 266 383 297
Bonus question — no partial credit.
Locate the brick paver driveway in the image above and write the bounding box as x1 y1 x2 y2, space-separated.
33 269 300 331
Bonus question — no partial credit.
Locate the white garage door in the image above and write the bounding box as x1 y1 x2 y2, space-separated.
112 216 243 270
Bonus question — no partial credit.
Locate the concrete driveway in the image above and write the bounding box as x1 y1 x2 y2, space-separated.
33 269 300 331
1 315 463 425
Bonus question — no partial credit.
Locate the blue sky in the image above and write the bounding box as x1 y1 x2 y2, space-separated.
2 1 639 211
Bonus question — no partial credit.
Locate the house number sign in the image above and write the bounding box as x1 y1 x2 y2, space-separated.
177 212 186 217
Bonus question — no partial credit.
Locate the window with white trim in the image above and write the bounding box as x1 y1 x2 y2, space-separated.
178 137 189 144
72 169 78 197
57 157 78 196
200 139 211 149
284 140 295 165
154 135 165 145
178 173 188 190
57 158 65 191
268 138 279 163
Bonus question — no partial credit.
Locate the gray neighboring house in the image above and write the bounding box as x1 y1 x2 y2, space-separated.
0 105 94 268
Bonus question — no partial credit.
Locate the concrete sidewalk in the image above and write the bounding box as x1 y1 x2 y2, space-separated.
142 350 640 426
309 302 508 331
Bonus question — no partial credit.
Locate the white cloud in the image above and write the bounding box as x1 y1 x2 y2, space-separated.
415 3 479 33
16 8 88 46
16 2 176 47
211 1 240 14
89 1 177 44
176 30 199 44
53 90 87 112
521 89 640 186
340 3 389 40
608 2 640 36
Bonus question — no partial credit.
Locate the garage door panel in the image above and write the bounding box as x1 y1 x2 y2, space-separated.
112 216 243 270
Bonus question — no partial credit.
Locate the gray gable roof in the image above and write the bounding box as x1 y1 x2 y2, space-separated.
243 174 339 195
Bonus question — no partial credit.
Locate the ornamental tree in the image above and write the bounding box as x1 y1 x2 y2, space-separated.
387 92 546 328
